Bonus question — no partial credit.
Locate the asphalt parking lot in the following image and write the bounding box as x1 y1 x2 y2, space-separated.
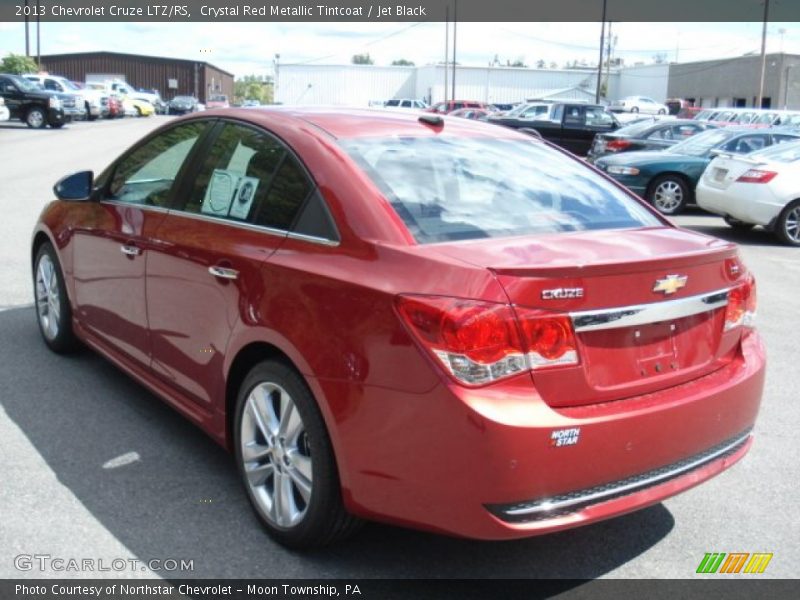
0 117 798 579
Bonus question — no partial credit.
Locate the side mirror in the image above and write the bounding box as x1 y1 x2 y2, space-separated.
709 149 722 157
54 171 94 201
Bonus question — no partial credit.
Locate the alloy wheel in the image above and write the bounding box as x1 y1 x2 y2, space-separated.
27 109 45 128
240 382 313 529
653 180 684 213
35 254 61 340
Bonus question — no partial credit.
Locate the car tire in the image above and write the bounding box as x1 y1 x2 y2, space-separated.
33 242 79 353
25 106 47 129
647 175 690 215
658 109 666 115
724 215 755 231
631 106 639 113
234 359 361 549
775 199 800 246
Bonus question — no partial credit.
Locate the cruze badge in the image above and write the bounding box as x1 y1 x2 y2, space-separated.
541 287 584 300
653 274 688 295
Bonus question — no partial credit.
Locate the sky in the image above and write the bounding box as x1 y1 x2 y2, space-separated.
2 21 800 78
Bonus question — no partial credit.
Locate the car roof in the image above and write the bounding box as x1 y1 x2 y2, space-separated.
214 106 526 139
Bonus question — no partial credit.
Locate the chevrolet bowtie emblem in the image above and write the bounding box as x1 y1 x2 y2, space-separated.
653 274 688 295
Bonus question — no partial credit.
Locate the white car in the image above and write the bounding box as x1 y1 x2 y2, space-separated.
610 96 669 115
696 140 800 245
383 98 428 110
0 96 9 121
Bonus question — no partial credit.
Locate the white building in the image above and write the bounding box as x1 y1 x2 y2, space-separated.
275 63 637 107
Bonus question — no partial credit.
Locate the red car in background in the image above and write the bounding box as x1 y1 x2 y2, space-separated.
103 95 123 118
449 108 492 120
427 99 490 114
32 108 764 549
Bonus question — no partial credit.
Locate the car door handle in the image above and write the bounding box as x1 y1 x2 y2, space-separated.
120 244 141 256
208 265 239 280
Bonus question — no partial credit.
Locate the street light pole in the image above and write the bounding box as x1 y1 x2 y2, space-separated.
785 64 798 110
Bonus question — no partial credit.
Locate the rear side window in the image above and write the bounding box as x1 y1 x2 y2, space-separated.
180 123 287 221
339 136 660 244
177 122 337 239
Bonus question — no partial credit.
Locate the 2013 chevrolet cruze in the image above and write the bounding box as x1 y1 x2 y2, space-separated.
32 108 765 548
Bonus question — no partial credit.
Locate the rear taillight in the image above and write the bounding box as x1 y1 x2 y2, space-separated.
606 139 632 151
515 309 579 367
724 275 757 331
736 169 777 184
396 296 578 386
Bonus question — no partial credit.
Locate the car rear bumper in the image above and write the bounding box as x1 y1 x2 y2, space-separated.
696 182 782 226
326 331 765 539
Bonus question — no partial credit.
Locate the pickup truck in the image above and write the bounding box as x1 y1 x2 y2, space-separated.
23 74 103 120
0 73 68 128
488 102 620 155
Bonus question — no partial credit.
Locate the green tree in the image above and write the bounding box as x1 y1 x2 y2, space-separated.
391 59 415 66
536 59 546 69
1 53 38 74
351 53 374 65
233 74 274 104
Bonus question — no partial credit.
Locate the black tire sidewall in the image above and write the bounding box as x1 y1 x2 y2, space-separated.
233 360 344 548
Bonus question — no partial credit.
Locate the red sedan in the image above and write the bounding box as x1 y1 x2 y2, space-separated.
32 108 764 549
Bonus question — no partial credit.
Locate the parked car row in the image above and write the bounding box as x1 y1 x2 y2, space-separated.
693 107 800 128
591 125 800 245
0 71 210 128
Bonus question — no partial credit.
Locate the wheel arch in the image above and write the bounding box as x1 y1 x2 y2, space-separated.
223 338 353 494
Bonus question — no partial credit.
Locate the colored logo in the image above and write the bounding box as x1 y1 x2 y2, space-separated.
653 274 688 295
550 428 580 447
696 552 773 574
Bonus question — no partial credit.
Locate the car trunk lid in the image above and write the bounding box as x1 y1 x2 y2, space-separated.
432 227 745 407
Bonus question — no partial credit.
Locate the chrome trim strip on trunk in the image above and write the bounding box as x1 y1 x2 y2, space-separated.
487 429 751 523
570 289 729 332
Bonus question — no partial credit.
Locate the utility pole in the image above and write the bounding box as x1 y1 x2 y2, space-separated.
595 0 607 104
757 0 770 109
604 23 613 100
24 0 30 56
443 6 448 104
36 0 41 68
451 0 457 103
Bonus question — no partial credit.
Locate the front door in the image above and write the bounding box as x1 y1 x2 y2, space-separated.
71 121 210 366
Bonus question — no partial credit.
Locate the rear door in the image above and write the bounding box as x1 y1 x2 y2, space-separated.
146 120 315 407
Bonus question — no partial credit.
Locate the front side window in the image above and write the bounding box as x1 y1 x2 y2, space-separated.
340 135 660 244
107 121 209 207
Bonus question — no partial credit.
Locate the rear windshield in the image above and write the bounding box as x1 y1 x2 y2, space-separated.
339 136 660 244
